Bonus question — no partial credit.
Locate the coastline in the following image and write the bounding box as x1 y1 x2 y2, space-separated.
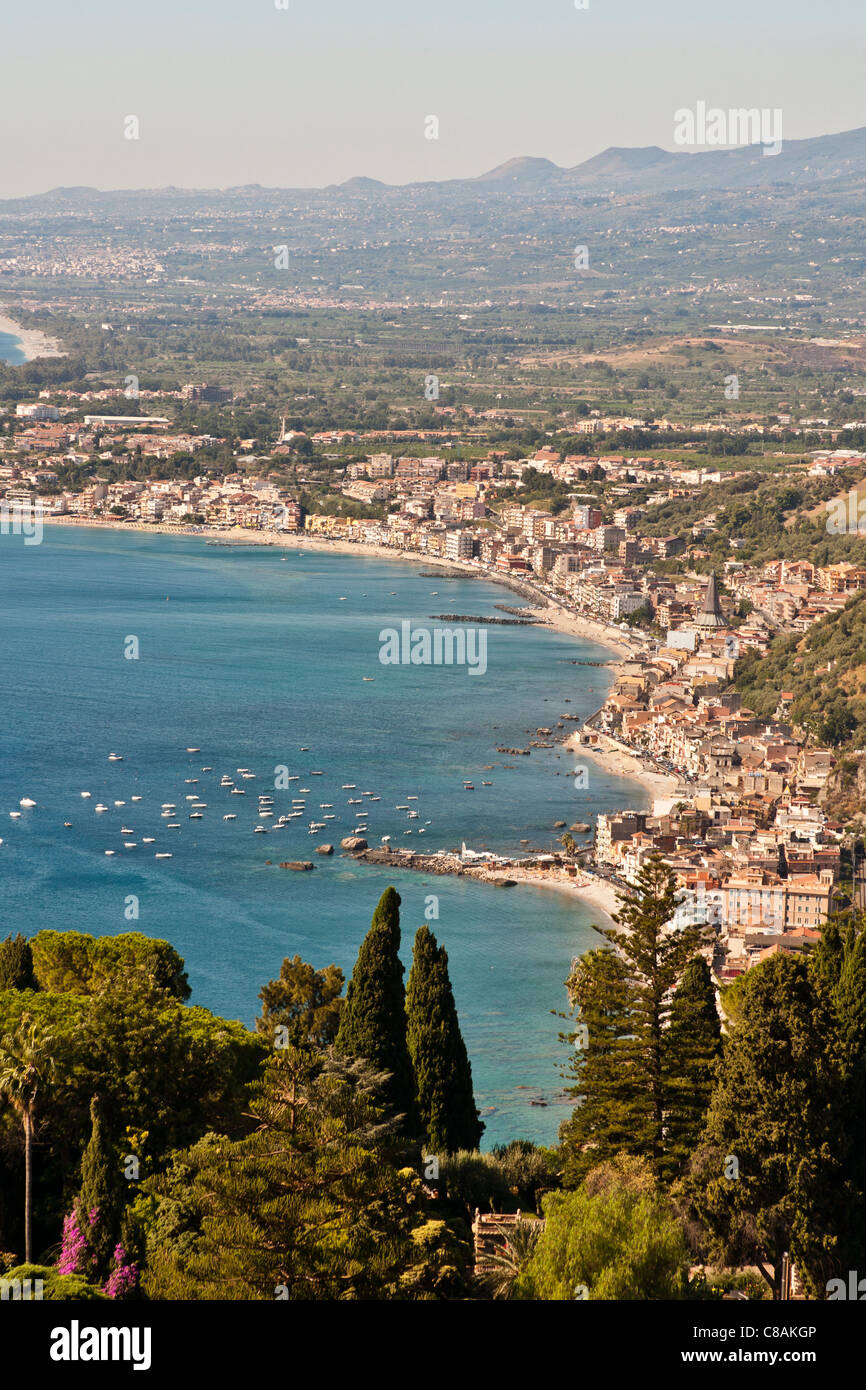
41 516 636 656
0 310 65 361
567 730 681 810
40 515 653 923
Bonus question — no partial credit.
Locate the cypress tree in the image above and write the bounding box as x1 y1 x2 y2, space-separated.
75 1095 123 1282
664 956 722 1178
406 924 483 1154
0 933 36 991
334 888 417 1127
833 930 866 1268
683 953 844 1298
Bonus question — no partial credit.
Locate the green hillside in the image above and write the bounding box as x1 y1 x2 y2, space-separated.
734 591 866 749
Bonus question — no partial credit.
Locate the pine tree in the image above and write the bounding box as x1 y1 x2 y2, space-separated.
559 947 636 1185
406 925 483 1154
142 1048 471 1300
664 957 722 1177
603 858 705 1174
75 1096 124 1282
334 887 417 1127
0 933 36 991
257 955 344 1050
560 858 710 1183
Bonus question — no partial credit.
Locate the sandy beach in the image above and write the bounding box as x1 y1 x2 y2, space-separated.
0 310 65 361
482 866 622 927
566 729 681 808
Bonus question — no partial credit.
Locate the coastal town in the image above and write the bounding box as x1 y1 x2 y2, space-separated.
4 386 864 995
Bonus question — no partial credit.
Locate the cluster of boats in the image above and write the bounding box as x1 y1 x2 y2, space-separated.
5 747 436 857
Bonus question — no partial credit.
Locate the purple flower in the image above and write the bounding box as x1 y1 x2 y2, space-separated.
103 1244 138 1300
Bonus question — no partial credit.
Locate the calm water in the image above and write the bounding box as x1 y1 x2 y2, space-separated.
0 525 644 1145
0 331 26 365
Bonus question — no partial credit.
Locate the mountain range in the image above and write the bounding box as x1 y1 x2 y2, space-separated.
4 125 866 210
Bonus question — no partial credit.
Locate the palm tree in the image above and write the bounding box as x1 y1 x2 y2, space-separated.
479 1216 543 1300
0 1018 56 1263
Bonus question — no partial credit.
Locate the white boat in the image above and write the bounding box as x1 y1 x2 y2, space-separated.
223 814 236 820
342 784 356 789
396 805 409 810
184 778 198 784
191 802 207 808
201 767 212 772
9 811 22 819
348 798 362 805
370 796 381 801
310 771 324 776
320 804 333 808
287 775 299 781
185 795 198 802
406 796 418 801
95 804 108 813
142 837 155 843
161 803 176 809
155 852 172 859
108 754 123 761
231 788 245 795
242 773 256 780
19 798 36 808
81 791 92 798
167 822 181 828
381 836 391 843
259 811 274 818
323 814 336 819
105 849 115 856
64 822 72 827
131 795 142 801
114 800 125 807
254 827 267 834
121 826 134 834
299 787 311 793
237 768 250 773
186 748 200 753
408 811 419 819
123 841 137 848
189 813 203 819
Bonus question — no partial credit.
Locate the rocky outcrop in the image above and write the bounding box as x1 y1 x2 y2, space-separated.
340 836 369 851
280 861 315 871
316 844 334 855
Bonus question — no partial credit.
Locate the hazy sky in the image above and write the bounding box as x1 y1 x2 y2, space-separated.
3 0 864 196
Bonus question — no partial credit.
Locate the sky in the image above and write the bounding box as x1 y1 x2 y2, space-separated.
2 0 864 197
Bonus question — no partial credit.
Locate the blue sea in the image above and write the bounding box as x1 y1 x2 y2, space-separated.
0 525 645 1145
0 330 26 365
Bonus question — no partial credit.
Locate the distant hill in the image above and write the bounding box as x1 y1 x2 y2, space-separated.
6 124 866 208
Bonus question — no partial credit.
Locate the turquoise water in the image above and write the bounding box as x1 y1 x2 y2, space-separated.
0 525 644 1146
0 331 26 364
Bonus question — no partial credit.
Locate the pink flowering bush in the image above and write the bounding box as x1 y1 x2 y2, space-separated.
58 1207 98 1276
102 1243 138 1299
